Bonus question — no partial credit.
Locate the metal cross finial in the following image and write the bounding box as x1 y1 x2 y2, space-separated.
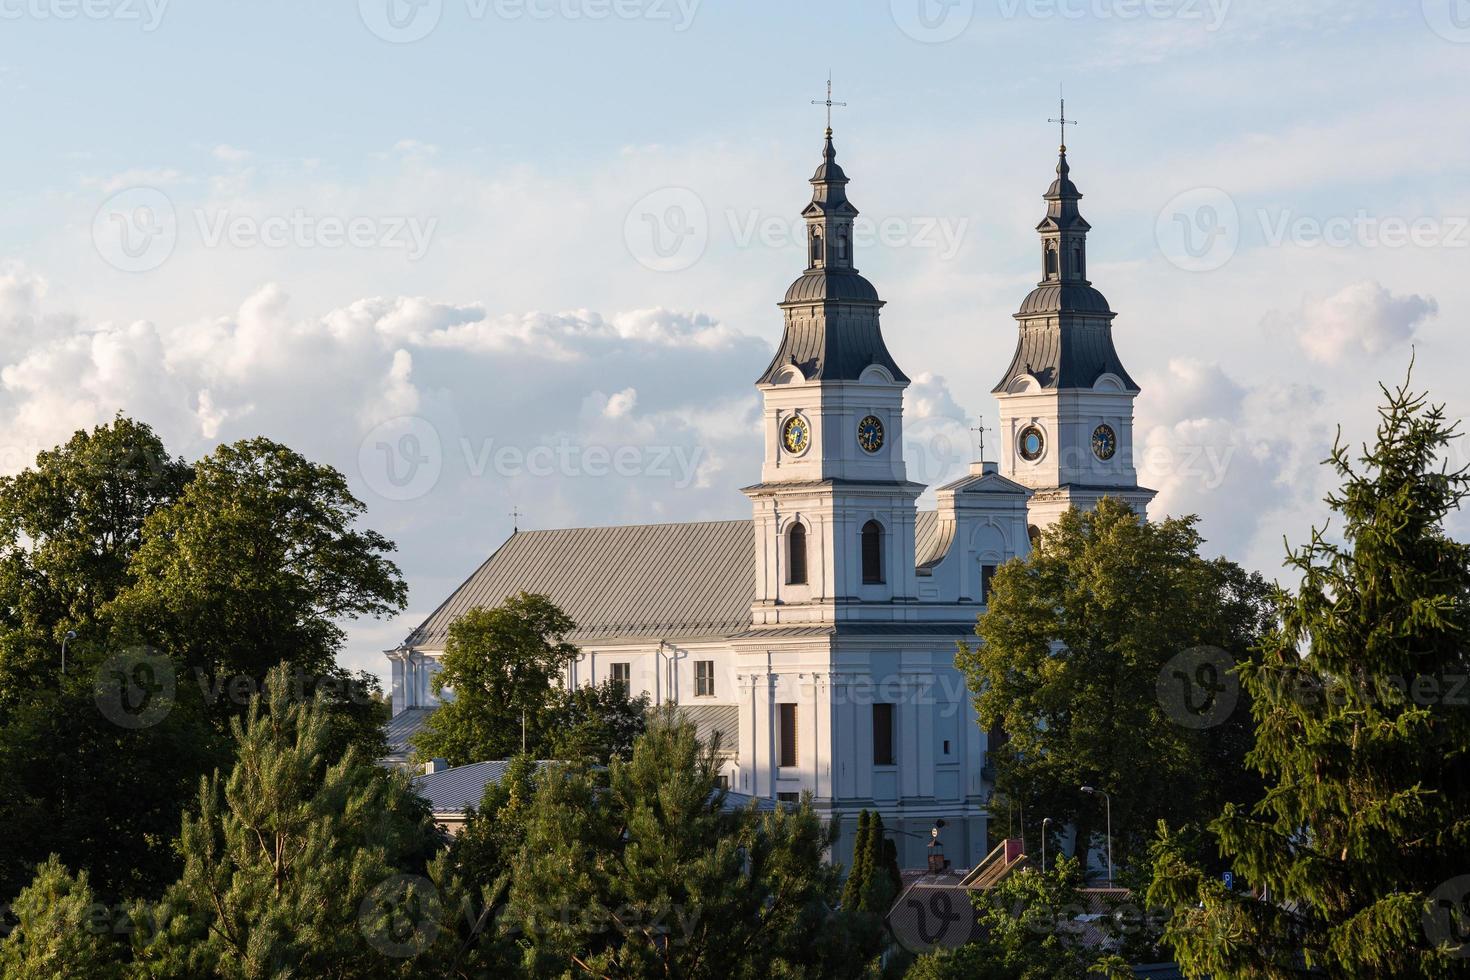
510 505 522 533
971 417 995 462
812 73 847 133
1049 92 1077 151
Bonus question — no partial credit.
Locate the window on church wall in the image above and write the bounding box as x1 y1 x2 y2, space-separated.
778 703 798 768
1045 245 1058 279
836 228 848 262
610 662 630 690
787 522 808 585
872 703 895 766
1073 244 1084 278
695 660 715 697
810 230 823 267
861 520 884 584
981 564 997 604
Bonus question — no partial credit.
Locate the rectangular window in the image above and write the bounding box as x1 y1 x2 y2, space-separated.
715 774 729 791
695 660 715 697
981 564 997 603
610 662 630 688
777 791 800 803
873 703 895 766
943 739 952 756
778 703 798 768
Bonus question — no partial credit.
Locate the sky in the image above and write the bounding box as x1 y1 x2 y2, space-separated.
1 0 1468 683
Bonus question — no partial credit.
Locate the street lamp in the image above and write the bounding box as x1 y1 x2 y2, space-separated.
1041 817 1053 873
60 630 78 675
1080 786 1113 887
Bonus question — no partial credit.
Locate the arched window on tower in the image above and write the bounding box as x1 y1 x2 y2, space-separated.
836 228 848 263
810 229 823 267
861 520 884 584
1045 245 1058 279
1073 244 1084 279
787 522 808 585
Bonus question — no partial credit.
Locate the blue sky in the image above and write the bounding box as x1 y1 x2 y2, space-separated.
1 0 1468 681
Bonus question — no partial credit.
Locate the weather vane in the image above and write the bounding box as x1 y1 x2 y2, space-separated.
812 73 847 132
971 417 995 462
510 505 522 533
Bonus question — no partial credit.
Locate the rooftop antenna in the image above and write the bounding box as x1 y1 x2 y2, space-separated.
811 72 847 134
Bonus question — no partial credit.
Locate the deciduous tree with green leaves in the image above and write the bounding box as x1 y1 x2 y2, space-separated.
957 498 1274 877
1148 374 1470 978
412 593 580 765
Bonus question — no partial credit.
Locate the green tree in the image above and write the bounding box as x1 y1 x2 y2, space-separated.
0 855 125 979
0 416 188 712
131 663 443 979
957 498 1274 875
546 678 651 764
904 859 1133 980
413 594 579 765
106 437 405 745
507 707 860 977
1149 374 1470 978
841 810 873 911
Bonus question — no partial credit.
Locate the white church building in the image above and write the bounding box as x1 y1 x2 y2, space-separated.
386 122 1152 870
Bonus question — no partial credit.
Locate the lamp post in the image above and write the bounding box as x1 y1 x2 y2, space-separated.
1080 786 1113 886
1041 817 1053 873
60 630 78 675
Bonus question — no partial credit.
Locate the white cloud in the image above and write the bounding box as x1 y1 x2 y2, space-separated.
212 144 250 164
1278 280 1437 364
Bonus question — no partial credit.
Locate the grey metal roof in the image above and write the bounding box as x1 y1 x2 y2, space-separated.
406 512 977 652
383 707 436 764
913 510 944 567
677 703 740 757
1016 281 1113 316
405 520 757 650
412 759 555 813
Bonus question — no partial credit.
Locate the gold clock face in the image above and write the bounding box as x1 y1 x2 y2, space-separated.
782 415 811 454
857 415 885 453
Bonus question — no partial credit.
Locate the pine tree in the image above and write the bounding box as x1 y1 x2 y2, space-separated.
131 663 444 979
842 810 872 910
1150 371 1470 978
0 856 124 979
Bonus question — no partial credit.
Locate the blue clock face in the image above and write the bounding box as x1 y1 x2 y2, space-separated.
1019 425 1045 462
857 415 885 453
1092 424 1117 461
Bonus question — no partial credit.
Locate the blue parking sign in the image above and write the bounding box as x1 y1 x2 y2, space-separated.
1222 871 1235 890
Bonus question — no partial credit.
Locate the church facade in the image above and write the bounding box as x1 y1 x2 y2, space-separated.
387 123 1150 870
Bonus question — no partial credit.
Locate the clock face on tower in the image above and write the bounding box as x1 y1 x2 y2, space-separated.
1018 425 1046 462
1092 424 1117 461
782 415 811 455
857 415 885 453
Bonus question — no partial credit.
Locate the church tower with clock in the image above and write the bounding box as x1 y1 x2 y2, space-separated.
993 117 1155 532
743 123 923 624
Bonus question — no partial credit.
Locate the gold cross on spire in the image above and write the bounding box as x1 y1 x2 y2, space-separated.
812 73 847 134
1049 90 1077 152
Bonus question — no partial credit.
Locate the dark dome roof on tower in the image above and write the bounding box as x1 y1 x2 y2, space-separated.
782 268 880 304
1016 282 1113 317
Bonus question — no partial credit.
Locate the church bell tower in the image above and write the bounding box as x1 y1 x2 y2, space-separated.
744 119 924 626
992 104 1155 533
